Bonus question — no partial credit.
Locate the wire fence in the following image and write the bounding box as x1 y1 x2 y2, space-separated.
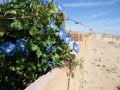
65 17 95 33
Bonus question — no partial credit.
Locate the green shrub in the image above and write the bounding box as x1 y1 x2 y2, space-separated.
0 0 80 89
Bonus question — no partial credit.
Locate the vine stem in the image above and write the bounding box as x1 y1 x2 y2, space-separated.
67 75 70 90
67 58 72 90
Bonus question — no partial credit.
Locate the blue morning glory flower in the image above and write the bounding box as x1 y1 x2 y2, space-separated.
47 43 52 53
41 0 48 6
16 38 29 56
47 60 54 67
16 38 26 52
58 4 64 13
59 26 66 40
73 43 80 53
1 41 16 56
50 20 56 30
64 34 71 44
44 28 49 33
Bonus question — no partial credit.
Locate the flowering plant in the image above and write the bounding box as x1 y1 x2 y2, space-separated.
0 0 80 89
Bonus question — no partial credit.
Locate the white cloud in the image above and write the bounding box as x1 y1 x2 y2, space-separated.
63 0 119 7
88 11 111 19
87 18 120 26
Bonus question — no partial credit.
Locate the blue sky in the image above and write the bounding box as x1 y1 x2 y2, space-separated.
60 0 120 35
0 0 120 35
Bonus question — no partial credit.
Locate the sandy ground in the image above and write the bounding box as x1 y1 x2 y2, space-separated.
80 34 120 90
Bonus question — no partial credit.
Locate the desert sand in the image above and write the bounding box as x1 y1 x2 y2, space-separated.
80 34 120 90
26 34 120 90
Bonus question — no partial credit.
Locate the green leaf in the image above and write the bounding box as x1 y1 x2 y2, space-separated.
37 63 42 71
13 5 20 9
55 32 59 36
55 54 59 59
10 21 23 30
57 46 63 51
17 71 23 75
0 28 5 36
0 23 6 36
0 15 4 19
43 66 47 72
42 53 47 58
37 63 41 68
9 66 15 71
52 54 59 60
73 59 79 66
31 44 38 51
43 42 47 46
79 63 83 70
55 61 63 67
42 59 47 64
46 40 51 45
36 48 42 58
29 27 38 35
28 66 32 71
4 10 17 16
70 65 75 70
16 67 21 71
31 64 36 71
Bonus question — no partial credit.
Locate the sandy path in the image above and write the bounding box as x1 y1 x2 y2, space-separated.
80 34 120 90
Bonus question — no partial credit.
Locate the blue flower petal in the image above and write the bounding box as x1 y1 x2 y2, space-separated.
58 4 64 13
73 43 80 53
59 26 66 40
44 28 49 33
72 39 76 44
47 43 52 53
16 38 29 56
41 0 48 6
1 41 16 56
47 61 51 66
22 48 29 56
16 38 26 52
50 20 56 30
64 34 71 44
47 60 54 67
